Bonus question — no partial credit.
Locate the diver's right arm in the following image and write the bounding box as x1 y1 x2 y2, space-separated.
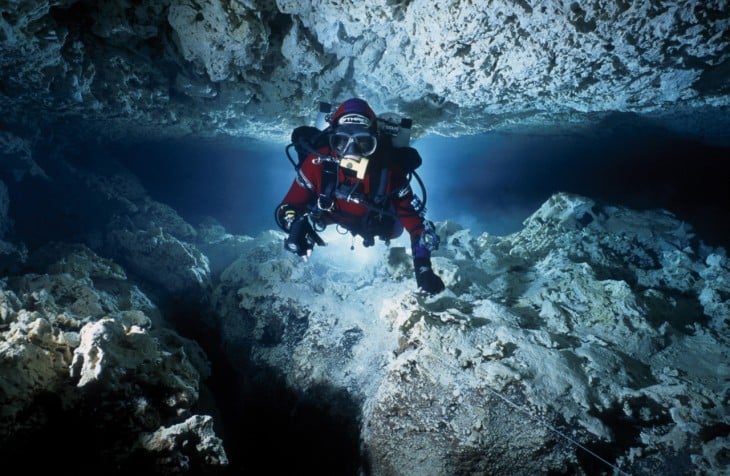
275 154 321 229
275 157 324 259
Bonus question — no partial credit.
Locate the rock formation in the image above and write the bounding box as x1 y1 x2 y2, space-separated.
1 1 728 144
0 132 728 473
0 242 227 474
1 1 729 475
210 192 729 475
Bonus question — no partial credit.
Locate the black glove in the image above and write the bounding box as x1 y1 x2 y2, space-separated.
414 257 445 295
284 216 325 259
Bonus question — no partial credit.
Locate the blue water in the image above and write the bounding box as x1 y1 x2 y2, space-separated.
114 116 730 250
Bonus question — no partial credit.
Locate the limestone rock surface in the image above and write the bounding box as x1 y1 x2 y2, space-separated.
1 141 728 473
1 1 728 145
212 192 729 475
0 242 225 474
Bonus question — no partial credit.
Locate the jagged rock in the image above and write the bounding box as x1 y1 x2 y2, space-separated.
70 318 198 399
1 1 728 144
139 414 228 472
1 143 211 295
105 223 211 294
0 242 223 473
1 169 727 474
196 217 254 276
74 160 210 295
0 131 48 181
211 192 729 475
168 0 271 83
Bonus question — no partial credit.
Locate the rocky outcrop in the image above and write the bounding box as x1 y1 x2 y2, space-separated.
211 192 729 475
0 242 226 474
0 144 230 473
1 1 728 145
2 143 212 296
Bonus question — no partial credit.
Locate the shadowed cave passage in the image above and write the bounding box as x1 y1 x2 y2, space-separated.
169 301 365 475
0 391 151 476
215 369 365 475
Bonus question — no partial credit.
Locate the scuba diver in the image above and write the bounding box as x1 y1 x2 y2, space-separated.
275 98 445 295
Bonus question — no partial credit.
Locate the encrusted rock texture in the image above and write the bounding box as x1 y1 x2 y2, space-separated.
0 243 228 473
1 2 729 473
0 141 228 474
1 133 728 473
213 193 729 475
1 0 728 143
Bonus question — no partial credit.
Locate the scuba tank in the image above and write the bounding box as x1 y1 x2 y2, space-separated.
315 101 332 131
377 112 412 148
375 111 426 216
286 101 332 169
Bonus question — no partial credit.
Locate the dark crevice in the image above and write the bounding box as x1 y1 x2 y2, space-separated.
164 297 365 475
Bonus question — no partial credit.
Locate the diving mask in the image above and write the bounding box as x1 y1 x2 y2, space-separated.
329 131 378 157
329 130 377 179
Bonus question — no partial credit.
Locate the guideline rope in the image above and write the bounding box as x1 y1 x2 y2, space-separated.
480 383 631 476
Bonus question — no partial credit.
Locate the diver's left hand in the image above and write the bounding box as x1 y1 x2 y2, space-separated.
413 257 445 295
